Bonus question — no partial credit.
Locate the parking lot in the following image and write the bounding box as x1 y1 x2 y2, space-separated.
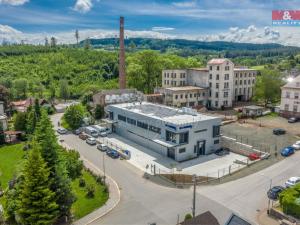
221 121 298 154
96 134 249 178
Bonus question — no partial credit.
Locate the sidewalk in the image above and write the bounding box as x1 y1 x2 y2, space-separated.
257 209 280 225
60 142 121 225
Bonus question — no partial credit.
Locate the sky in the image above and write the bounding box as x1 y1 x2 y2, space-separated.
0 0 300 46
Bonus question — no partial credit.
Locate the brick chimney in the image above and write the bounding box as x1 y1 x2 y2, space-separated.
119 16 126 89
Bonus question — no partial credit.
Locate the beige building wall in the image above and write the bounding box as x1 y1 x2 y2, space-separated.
162 69 187 88
233 69 257 102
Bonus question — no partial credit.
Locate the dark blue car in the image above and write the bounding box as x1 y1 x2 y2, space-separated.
106 149 119 159
281 146 295 157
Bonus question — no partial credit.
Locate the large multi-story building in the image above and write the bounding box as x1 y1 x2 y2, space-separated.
280 75 300 118
105 102 221 162
160 59 257 109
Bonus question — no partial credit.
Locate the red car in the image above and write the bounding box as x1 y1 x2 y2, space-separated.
248 153 260 161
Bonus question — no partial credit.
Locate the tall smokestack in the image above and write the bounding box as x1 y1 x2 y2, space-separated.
119 16 126 89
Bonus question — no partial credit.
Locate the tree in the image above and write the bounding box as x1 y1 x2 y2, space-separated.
49 84 56 101
17 146 59 225
50 37 57 48
75 29 79 46
63 104 85 130
94 104 104 120
0 84 10 109
26 107 37 134
14 112 27 131
13 78 28 99
0 122 5 145
84 38 91 50
59 80 70 101
45 37 49 47
253 69 283 106
34 98 41 119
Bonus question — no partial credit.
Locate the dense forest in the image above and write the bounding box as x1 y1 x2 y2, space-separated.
0 43 299 101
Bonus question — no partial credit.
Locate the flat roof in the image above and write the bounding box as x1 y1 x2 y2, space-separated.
188 68 209 72
108 102 219 125
234 68 257 71
243 105 264 110
166 86 205 91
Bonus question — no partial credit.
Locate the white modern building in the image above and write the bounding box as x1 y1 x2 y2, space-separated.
105 102 221 162
280 75 300 118
161 59 257 109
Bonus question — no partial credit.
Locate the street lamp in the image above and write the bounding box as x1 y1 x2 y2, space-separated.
192 174 197 218
260 173 273 214
103 153 106 185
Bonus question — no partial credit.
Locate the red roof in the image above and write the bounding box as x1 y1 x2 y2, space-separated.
11 100 27 107
208 58 228 65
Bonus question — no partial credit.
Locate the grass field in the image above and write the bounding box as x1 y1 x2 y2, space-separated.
71 170 109 219
250 65 265 70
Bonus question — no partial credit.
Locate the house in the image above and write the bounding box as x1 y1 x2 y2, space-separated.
161 59 257 109
0 101 7 131
10 98 34 112
280 75 300 118
54 101 79 113
242 105 264 117
179 211 220 225
105 102 221 162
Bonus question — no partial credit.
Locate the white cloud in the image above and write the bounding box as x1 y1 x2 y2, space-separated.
73 0 93 13
0 24 299 47
152 27 175 31
172 0 197 8
0 0 28 5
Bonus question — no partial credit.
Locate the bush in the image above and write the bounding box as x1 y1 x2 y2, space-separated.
95 175 104 185
184 213 192 221
279 184 300 219
79 178 86 187
86 185 95 198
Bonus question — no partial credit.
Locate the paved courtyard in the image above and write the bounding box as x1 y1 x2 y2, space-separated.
98 134 248 178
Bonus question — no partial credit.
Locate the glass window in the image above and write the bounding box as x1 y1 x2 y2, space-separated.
118 114 126 122
179 132 189 144
213 125 220 137
286 92 290 98
284 104 289 111
216 74 219 80
126 117 136 125
179 148 186 153
149 125 161 134
293 105 298 112
137 121 148 129
166 130 176 143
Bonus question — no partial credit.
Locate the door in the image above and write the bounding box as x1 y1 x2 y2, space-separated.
167 148 176 160
197 140 206 156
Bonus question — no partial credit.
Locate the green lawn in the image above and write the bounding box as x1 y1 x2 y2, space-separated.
250 65 265 70
0 144 25 190
71 170 109 219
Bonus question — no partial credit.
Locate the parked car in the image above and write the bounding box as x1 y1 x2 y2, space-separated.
248 153 260 161
73 129 81 135
106 149 119 159
285 177 300 188
79 133 88 140
273 128 286 135
288 117 299 123
57 128 67 134
215 147 230 156
281 146 295 157
86 137 97 145
99 131 108 137
292 141 300 150
97 144 108 152
267 186 285 200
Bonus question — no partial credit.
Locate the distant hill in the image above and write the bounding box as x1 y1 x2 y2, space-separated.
83 38 300 57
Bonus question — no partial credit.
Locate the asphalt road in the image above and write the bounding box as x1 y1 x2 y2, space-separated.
51 114 232 225
51 113 300 225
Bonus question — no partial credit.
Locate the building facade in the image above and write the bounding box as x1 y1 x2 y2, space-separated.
280 75 300 118
106 102 221 162
156 86 208 108
160 59 257 109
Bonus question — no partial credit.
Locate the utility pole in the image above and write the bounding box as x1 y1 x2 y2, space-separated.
103 153 106 185
192 174 197 218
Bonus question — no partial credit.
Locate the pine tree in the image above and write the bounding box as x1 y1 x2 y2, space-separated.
94 104 104 120
26 107 37 134
17 146 58 225
34 98 41 119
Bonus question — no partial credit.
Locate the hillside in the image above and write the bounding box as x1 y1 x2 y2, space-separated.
84 38 300 57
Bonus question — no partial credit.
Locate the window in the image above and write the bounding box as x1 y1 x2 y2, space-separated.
194 93 197 97
164 73 166 78
214 139 220 144
216 83 219 89
252 79 255 84
215 92 219 98
215 101 218 107
223 100 228 106
225 74 229 80
179 132 189 144
235 80 238 85
216 74 219 80
164 80 166 85
295 93 299 99
126 117 136 125
293 105 298 112
240 80 242 85
213 125 220 137
149 125 161 134
166 130 176 143
225 66 230 71
137 121 148 130
235 73 238 78
209 66 212 70
189 101 195 107
202 92 205 96
235 88 237 94
248 80 251 85
185 94 188 98
175 95 178 99
118 114 126 122
224 82 229 88
244 80 247 85
190 93 192 98
209 74 212 79
194 129 207 133
240 73 242 78
209 82 212 88
180 94 183 99
224 92 228 97
286 92 290 98
284 104 289 111
179 148 186 153
217 66 220 71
